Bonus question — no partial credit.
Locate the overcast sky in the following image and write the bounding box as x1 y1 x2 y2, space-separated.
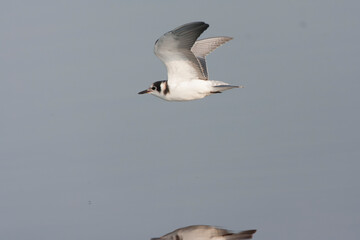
1 1 359 240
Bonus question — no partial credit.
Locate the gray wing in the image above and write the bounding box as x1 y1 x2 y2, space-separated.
222 230 257 240
191 37 233 79
154 22 209 83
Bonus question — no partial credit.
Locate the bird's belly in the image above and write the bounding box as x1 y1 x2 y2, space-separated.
166 81 212 101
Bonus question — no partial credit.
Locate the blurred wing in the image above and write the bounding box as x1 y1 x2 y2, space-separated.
191 37 233 79
154 22 209 83
220 230 257 240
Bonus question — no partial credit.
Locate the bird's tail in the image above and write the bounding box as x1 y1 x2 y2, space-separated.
223 230 257 240
211 84 243 93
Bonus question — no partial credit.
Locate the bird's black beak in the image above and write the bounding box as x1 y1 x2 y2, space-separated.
138 89 150 94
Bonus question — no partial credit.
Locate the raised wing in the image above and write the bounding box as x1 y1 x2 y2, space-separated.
154 22 209 83
191 37 233 79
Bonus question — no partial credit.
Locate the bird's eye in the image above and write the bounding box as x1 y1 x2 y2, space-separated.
151 86 156 90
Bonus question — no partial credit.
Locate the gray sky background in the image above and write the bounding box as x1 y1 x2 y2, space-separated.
1 1 359 239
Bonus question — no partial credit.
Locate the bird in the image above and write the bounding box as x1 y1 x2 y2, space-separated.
138 21 243 101
151 225 256 240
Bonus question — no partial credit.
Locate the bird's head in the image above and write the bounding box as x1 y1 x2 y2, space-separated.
138 80 168 99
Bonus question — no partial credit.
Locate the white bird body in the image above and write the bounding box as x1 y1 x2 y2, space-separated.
139 22 242 101
154 79 235 101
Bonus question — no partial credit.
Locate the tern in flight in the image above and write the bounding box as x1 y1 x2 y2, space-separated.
138 22 243 101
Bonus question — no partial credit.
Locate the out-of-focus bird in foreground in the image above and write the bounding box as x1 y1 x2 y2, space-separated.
151 225 256 240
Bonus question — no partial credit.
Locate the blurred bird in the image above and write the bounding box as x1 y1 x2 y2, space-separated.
138 22 243 101
151 225 256 240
